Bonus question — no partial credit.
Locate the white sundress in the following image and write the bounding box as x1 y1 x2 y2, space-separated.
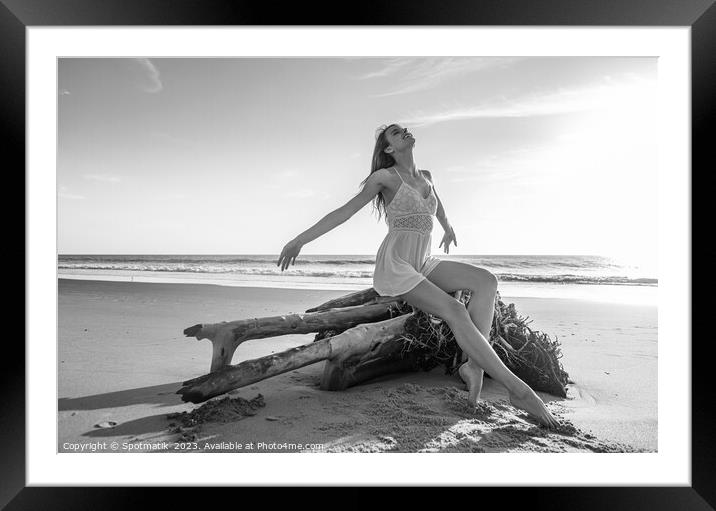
373 167 443 297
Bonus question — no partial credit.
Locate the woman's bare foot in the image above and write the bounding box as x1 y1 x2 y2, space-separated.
459 361 484 406
508 388 560 429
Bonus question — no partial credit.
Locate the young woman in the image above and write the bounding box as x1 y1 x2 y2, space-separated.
277 123 559 428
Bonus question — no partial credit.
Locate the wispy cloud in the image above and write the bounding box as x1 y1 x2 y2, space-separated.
401 75 657 127
356 57 520 97
356 58 413 80
443 115 641 187
135 58 163 93
58 186 85 200
444 146 537 179
445 137 595 185
83 173 122 184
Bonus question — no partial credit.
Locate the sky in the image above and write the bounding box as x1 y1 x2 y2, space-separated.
58 57 658 266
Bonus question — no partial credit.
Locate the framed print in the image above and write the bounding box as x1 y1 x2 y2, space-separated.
5 0 714 508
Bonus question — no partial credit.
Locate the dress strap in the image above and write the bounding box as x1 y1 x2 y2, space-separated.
390 166 405 184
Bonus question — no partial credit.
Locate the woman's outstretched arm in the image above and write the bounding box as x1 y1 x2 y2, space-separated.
277 169 387 271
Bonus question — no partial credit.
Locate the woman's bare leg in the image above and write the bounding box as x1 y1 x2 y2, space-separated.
401 276 559 428
425 261 498 401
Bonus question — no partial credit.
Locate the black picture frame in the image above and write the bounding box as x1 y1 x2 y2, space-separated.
4 0 713 508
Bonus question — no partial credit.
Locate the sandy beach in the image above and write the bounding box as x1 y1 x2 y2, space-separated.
58 278 657 453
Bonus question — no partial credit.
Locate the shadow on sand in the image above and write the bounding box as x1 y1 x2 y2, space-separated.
81 412 176 439
59 382 185 411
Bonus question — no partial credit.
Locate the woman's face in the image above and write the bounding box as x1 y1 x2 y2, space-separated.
383 124 415 153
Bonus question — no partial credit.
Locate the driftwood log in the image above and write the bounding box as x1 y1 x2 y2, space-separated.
305 287 402 313
178 314 412 403
313 291 463 390
177 286 570 404
184 301 405 372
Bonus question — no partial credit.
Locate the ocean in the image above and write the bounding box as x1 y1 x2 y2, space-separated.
57 254 658 305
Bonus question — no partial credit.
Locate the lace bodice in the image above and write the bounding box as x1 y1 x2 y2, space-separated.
384 168 437 234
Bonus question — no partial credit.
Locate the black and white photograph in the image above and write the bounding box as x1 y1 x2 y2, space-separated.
56 55 660 454
3 0 711 502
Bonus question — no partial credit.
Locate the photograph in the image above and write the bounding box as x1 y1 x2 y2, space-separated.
57 56 659 455
9 7 707 502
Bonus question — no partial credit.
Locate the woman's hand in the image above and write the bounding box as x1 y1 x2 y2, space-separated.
439 226 457 254
277 238 304 271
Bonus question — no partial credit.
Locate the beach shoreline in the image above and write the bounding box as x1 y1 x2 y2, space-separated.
57 278 657 453
58 270 658 305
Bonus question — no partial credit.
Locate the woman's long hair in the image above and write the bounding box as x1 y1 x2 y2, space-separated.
360 123 398 222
